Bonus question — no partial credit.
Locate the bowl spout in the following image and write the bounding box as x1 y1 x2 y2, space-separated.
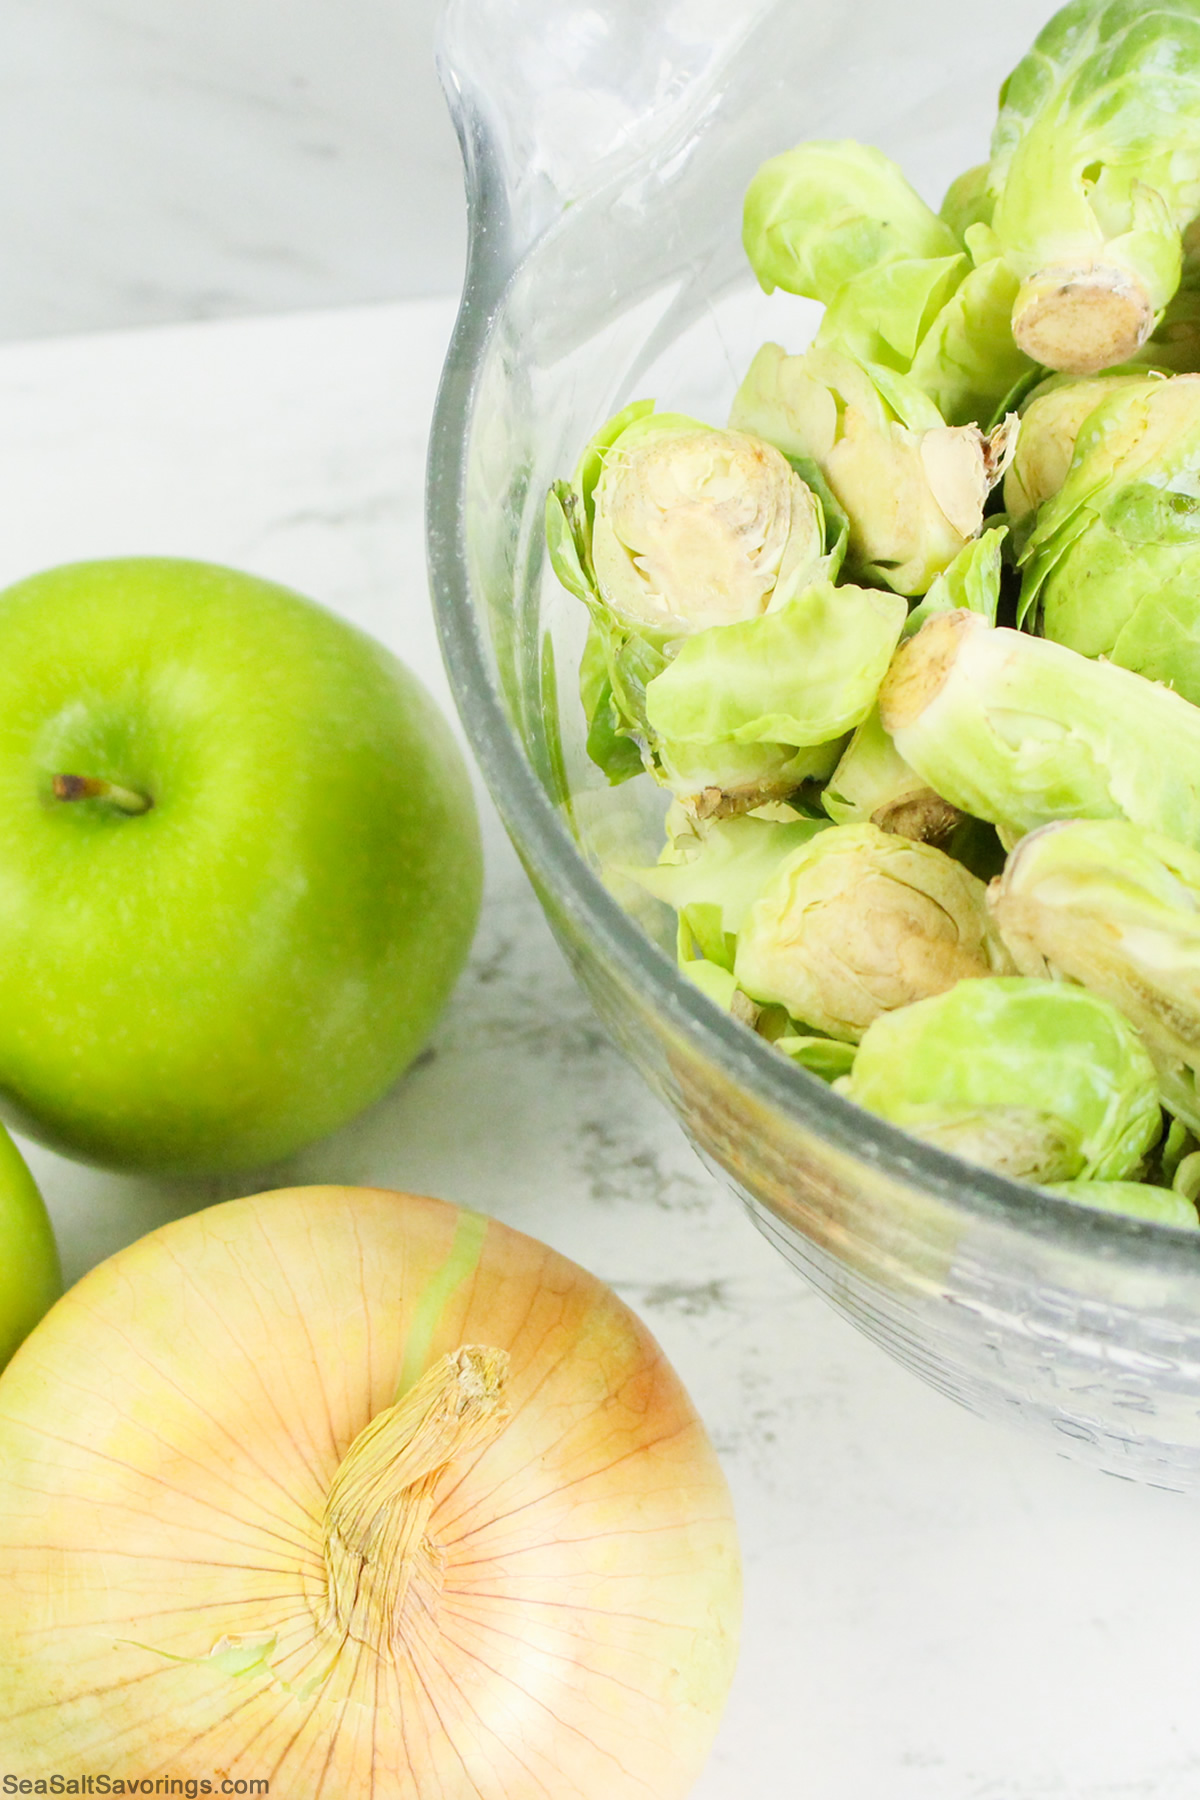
436 0 777 288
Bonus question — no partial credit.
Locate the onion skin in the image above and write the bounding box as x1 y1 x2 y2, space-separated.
0 1186 741 1796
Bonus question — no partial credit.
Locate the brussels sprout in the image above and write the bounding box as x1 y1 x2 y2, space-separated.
879 610 1200 850
990 818 1200 1135
742 142 1033 425
1041 1180 1199 1228
837 977 1162 1183
557 401 829 635
1002 370 1165 532
631 816 1008 1044
729 823 1011 1042
989 0 1200 374
547 400 857 807
743 140 962 308
730 345 1015 596
822 705 965 843
1017 374 1200 702
820 709 1003 872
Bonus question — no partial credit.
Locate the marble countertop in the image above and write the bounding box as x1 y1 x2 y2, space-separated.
4 297 1200 1798
0 0 466 340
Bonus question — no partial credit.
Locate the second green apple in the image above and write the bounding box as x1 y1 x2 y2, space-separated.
0 1123 59 1365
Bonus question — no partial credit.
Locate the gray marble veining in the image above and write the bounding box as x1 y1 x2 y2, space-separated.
0 0 465 340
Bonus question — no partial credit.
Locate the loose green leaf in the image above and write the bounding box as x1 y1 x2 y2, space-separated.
903 525 1008 637
646 580 906 752
775 1035 859 1081
1041 1180 1199 1228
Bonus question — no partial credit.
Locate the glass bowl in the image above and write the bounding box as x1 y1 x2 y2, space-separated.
428 0 1200 1492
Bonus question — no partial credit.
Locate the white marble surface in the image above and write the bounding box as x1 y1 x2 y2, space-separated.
0 0 465 340
5 299 1200 1796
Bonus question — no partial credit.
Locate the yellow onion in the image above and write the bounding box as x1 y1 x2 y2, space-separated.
0 1186 740 1794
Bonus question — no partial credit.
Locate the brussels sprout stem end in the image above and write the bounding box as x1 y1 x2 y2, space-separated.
1012 264 1153 376
878 610 969 733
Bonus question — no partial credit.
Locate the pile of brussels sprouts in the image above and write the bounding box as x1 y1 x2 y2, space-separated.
546 0 1200 1230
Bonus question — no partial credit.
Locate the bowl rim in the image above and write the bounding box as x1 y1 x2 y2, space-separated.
425 17 1200 1278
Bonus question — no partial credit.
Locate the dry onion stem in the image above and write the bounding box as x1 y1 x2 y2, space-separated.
0 1187 740 1796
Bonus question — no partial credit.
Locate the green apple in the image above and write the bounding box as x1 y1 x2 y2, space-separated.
0 1123 60 1366
0 557 482 1173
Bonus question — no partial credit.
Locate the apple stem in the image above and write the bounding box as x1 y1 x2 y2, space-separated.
52 774 153 815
